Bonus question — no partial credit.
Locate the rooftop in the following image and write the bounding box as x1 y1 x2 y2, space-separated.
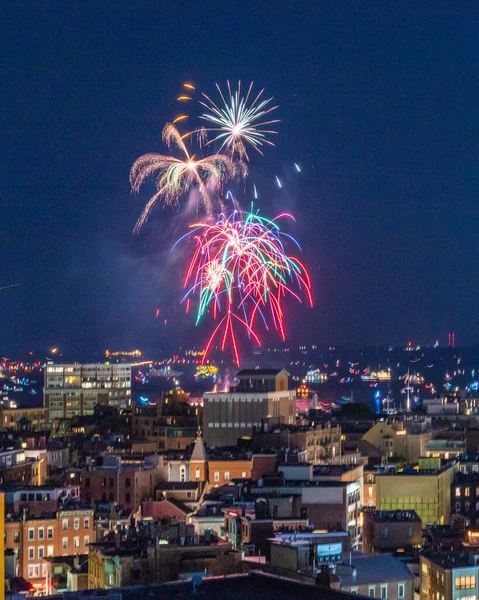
423 551 476 569
338 553 414 586
237 369 285 376
41 571 360 600
364 510 421 523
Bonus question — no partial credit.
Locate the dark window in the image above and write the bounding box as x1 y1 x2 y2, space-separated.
20 494 27 501
125 492 131 503
109 478 114 487
28 493 34 501
125 478 131 488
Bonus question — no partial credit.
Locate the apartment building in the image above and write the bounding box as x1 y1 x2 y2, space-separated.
362 509 422 553
4 504 94 594
252 422 342 464
79 455 162 510
43 363 131 421
376 458 455 525
420 552 479 600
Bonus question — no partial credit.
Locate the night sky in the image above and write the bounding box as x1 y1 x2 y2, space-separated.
2 2 479 358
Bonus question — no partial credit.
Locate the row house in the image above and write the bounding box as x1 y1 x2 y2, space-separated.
4 505 94 594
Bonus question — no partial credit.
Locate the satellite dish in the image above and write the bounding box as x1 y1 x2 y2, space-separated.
192 575 203 593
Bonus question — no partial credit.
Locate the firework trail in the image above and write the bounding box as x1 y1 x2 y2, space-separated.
0 283 20 292
176 205 312 364
198 81 279 160
130 123 240 233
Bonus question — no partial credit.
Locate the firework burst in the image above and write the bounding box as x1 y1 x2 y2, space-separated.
177 205 312 364
199 81 279 159
130 123 239 232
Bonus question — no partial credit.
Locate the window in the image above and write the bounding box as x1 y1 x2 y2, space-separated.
74 536 80 549
456 487 462 497
38 547 44 559
125 492 131 503
13 531 19 543
455 576 476 590
351 588 358 594
407 527 413 538
398 583 405 599
125 478 131 488
84 535 90 546
85 477 90 488
47 545 54 557
47 527 53 539
380 585 387 600
381 528 389 539
28 565 40 578
195 467 200 481
62 519 68 531
62 537 68 550
456 502 462 512
369 587 376 598
465 487 471 496
214 471 220 482
224 472 230 481
74 518 80 530
28 547 35 559
28 528 34 541
109 478 114 487
84 517 90 529
242 472 247 478
107 573 115 586
38 527 44 540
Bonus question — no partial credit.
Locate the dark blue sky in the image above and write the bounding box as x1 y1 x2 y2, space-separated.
2 2 479 357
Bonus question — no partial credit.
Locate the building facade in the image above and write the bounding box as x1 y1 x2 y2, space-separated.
376 459 455 525
44 363 131 421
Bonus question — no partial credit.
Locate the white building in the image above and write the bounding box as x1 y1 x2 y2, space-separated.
43 363 131 421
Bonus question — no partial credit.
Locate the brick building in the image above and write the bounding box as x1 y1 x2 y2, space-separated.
4 504 94 594
362 509 422 554
79 455 162 510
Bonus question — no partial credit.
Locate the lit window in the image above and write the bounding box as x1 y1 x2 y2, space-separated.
224 472 230 481
62 519 68 531
62 537 68 549
456 487 462 497
74 536 80 549
214 472 220 482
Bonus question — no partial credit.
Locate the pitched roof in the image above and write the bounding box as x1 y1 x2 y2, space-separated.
190 436 208 462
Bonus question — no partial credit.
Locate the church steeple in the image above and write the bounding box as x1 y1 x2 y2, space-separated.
190 435 208 483
190 435 208 462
